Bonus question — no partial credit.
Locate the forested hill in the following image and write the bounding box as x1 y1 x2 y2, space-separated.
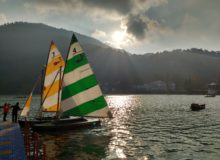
1 22 220 94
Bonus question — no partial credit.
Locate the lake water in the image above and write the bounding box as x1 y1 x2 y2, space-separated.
1 95 220 160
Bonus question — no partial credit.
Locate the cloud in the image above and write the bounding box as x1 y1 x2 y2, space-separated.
125 15 147 40
80 0 133 15
0 14 7 25
24 0 132 15
24 1 67 15
91 29 106 39
24 0 125 17
24 0 168 41
21 0 220 53
128 0 220 52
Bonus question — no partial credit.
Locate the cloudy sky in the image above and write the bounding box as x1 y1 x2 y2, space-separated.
0 0 220 54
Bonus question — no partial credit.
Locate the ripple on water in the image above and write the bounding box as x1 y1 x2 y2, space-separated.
2 95 220 159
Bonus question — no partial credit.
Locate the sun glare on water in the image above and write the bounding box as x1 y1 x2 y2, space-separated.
108 96 130 108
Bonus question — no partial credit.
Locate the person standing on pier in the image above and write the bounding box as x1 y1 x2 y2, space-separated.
3 103 9 121
12 102 20 123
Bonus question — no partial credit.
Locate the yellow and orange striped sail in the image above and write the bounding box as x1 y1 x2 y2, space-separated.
42 41 65 112
20 93 33 117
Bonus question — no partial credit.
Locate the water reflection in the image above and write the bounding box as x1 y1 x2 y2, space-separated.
2 95 220 159
105 95 144 159
42 134 67 159
40 132 111 160
37 95 147 159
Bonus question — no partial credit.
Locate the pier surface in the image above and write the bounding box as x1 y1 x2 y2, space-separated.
0 122 26 160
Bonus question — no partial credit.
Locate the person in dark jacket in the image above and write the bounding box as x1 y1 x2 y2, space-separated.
12 102 20 123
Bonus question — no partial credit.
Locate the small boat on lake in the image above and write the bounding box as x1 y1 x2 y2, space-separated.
20 34 112 131
19 41 65 126
190 103 205 111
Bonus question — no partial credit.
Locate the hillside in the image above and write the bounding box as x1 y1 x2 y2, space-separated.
1 22 220 94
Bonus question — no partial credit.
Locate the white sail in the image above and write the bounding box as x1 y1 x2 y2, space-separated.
42 41 65 112
20 75 40 117
61 34 112 118
20 93 33 117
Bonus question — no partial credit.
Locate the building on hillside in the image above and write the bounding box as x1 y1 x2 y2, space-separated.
133 80 176 92
207 82 220 96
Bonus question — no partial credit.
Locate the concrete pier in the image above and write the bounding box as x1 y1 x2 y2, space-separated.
0 122 26 160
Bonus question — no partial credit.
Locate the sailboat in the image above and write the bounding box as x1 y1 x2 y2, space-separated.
31 34 112 131
19 41 66 125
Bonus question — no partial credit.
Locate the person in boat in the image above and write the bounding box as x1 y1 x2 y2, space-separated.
3 103 9 121
12 102 20 123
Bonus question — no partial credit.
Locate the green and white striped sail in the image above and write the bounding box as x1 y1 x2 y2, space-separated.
61 34 112 118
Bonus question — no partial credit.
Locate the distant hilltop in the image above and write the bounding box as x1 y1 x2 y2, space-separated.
1 22 220 94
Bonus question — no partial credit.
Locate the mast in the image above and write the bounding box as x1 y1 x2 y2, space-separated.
40 65 46 107
36 41 52 119
38 65 46 119
56 66 63 119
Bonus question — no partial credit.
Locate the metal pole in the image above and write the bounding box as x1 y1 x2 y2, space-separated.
33 133 39 160
39 66 46 119
43 144 46 160
24 118 30 160
56 66 62 118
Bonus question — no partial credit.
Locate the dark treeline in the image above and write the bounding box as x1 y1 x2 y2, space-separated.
1 22 220 94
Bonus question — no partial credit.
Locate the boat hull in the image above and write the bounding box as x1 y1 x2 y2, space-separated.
31 118 101 132
18 117 55 127
18 117 86 127
190 103 205 111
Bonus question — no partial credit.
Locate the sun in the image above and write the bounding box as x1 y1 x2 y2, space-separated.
111 31 125 43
